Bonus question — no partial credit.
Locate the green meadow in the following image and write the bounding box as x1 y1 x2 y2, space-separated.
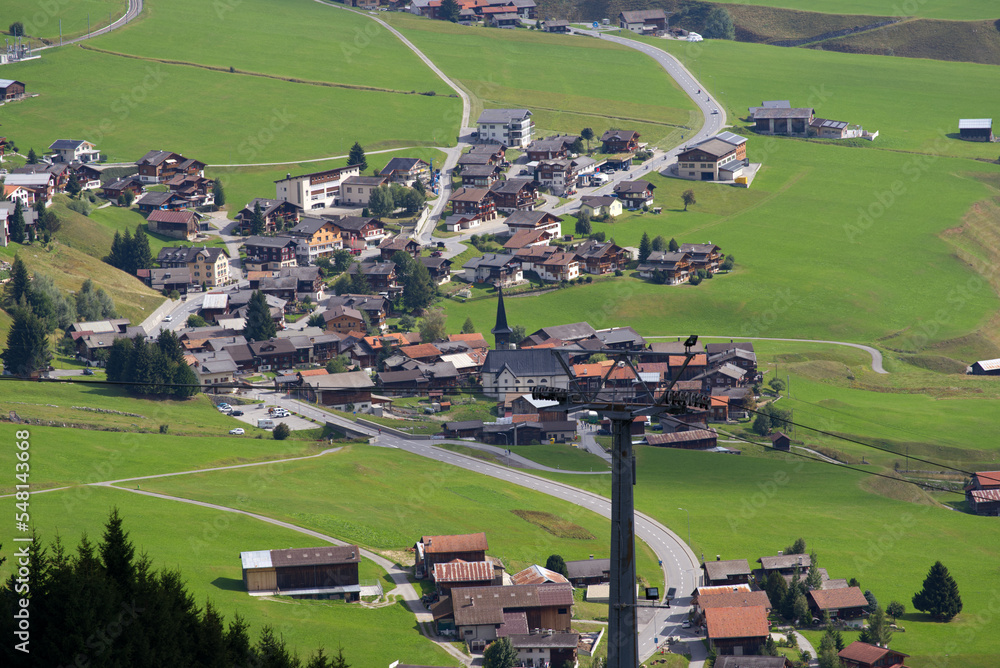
94 0 447 93
0 46 459 164
384 13 699 145
111 444 663 584
6 0 127 41
0 486 456 667
708 0 997 20
542 446 1000 668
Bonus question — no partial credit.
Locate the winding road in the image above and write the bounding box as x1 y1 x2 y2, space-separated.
35 0 142 50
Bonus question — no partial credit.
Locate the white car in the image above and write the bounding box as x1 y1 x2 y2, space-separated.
229 428 245 435
163 314 173 322
682 621 691 629
218 405 232 413
711 109 719 115
272 409 289 418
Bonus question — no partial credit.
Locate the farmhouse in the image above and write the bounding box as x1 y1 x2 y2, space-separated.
564 557 610 586
770 431 791 451
432 561 499 595
619 9 669 33
189 350 238 393
681 243 723 272
965 471 1000 515
0 79 26 100
545 20 570 32
638 251 692 284
236 197 303 235
136 150 205 184
580 195 623 219
463 253 523 287
601 130 641 154
102 176 145 201
704 605 770 656
752 107 814 137
702 558 752 587
275 165 362 209
838 641 911 668
677 133 748 182
504 210 562 236
477 109 534 148
613 180 655 209
574 239 629 275
415 533 489 576
135 191 186 213
300 370 374 410
146 210 198 240
526 135 577 161
2 173 54 207
48 139 101 164
239 545 361 600
758 553 811 580
378 157 432 186
959 118 993 142
341 175 389 206
806 587 869 627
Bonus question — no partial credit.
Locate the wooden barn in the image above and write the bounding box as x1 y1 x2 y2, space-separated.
959 118 993 142
0 79 26 100
239 545 361 599
969 358 1000 375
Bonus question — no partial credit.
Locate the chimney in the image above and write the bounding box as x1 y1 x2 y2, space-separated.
778 550 783 556
716 555 721 561
590 554 594 560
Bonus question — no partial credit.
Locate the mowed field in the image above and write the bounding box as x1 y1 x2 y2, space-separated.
0 45 459 165
540 446 1000 668
384 13 699 146
6 0 127 41
709 0 998 20
0 486 457 667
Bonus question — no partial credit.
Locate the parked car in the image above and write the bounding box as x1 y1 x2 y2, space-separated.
230 410 244 417
82 368 95 376
163 314 173 322
229 428 245 435
218 405 233 413
681 621 691 629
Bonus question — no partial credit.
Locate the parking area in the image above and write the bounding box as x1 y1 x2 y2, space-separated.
226 402 318 432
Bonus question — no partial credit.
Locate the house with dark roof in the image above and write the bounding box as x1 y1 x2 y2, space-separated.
613 180 655 209
236 198 303 235
544 19 570 32
619 9 669 33
476 109 534 148
378 157 432 186
838 641 911 668
239 545 361 600
705 606 770 656
287 216 342 264
48 139 100 164
432 560 499 595
242 235 299 271
324 305 366 335
480 348 571 397
299 371 375 410
702 558 753 587
489 178 538 212
460 163 504 188
102 175 145 201
378 235 422 262
189 350 238 393
580 195 623 219
135 190 187 214
449 187 498 231
156 245 231 287
463 253 523 288
509 632 579 668
601 129 641 154
327 215 386 248
638 251 693 284
504 210 562 235
135 150 205 184
807 587 869 626
564 557 611 586
677 134 748 182
526 135 577 162
146 209 198 240
965 470 1000 515
341 175 389 206
574 239 629 275
415 533 489 576
752 107 815 137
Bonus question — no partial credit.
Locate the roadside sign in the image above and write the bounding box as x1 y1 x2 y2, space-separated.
592 21 599 28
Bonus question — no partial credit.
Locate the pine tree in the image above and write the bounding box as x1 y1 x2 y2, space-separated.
862 605 893 647
8 199 26 244
157 328 184 363
764 570 788 608
213 178 226 206
256 626 298 668
668 237 679 252
403 261 436 312
462 317 476 334
99 507 136 594
5 254 31 305
131 224 153 274
172 357 200 397
912 560 963 621
129 334 157 394
817 631 839 668
27 147 38 164
793 592 811 624
225 613 258 666
638 231 652 263
348 142 367 171
251 201 265 235
651 235 666 251
105 337 134 383
806 552 822 590
244 290 277 342
545 554 569 578
1 302 50 376
107 230 125 269
67 173 82 198
121 227 135 274
194 601 228 667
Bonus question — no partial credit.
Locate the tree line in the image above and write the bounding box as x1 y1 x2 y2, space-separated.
0 508 350 667
105 329 199 397
105 224 154 276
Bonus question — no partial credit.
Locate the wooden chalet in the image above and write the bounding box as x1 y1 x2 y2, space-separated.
613 179 655 209
705 605 770 656
564 557 610 587
102 176 145 201
702 558 752 587
965 471 1000 515
838 641 911 668
601 129 640 153
237 198 303 234
136 150 205 184
415 533 488 577
525 135 577 162
240 545 361 600
460 163 504 188
573 239 629 275
146 209 198 240
449 187 498 220
489 178 538 212
638 251 692 284
0 79 26 100
806 587 869 627
135 191 186 214
379 235 422 261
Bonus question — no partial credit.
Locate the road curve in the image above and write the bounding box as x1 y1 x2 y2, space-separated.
36 0 143 50
647 335 888 374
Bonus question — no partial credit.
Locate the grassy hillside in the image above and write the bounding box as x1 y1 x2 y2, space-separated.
5 0 126 41
95 0 448 93
0 46 460 165
0 240 163 324
815 17 1000 65
706 0 996 20
385 13 699 147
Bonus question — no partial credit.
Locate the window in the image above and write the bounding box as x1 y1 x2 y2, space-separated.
464 629 473 636
558 607 568 614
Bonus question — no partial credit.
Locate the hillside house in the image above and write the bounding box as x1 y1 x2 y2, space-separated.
71 162 103 191
48 139 101 164
504 210 562 236
341 175 389 206
613 180 655 209
460 164 504 188
3 173 54 207
141 268 192 294
752 107 814 137
378 235 421 261
580 195 623 219
102 176 145 201
165 173 215 207
702 558 753 587
959 118 993 142
619 9 668 33
694 589 772 623
489 178 538 212
415 533 489 577
190 350 238 393
450 187 498 222
678 133 748 182
807 587 869 627
237 198 303 235
601 130 641 154
0 79 26 100
432 561 499 595
135 191 186 214
510 0 537 19
288 216 343 264
328 294 389 331
965 471 1000 515
681 243 723 272
463 253 523 287
459 143 507 168
526 135 577 161
509 633 579 668
535 252 579 282
477 109 534 148
564 558 610 586
810 118 854 139
136 150 205 184
545 20 570 32
420 255 453 285
574 239 629 275
275 165 362 209
838 642 911 668
378 157 432 186
328 215 386 249
157 245 230 287
243 236 299 271
146 210 198 240
240 545 361 600
324 305 366 335
638 251 692 284
705 606 770 656
504 228 557 251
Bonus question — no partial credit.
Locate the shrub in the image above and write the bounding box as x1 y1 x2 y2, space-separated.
273 423 291 440
66 199 91 217
689 274 703 286
614 269 623 277
159 424 169 434
585 276 593 283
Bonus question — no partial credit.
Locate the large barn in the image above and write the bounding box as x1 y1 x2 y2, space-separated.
0 79 25 100
240 545 361 599
958 118 993 142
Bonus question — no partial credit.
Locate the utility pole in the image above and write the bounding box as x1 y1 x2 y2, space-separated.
59 20 62 46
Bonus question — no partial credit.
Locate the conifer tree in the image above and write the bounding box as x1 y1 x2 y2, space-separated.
638 231 652 263
8 199 26 245
251 201 265 236
348 142 367 171
244 290 277 341
912 561 963 621
131 224 153 274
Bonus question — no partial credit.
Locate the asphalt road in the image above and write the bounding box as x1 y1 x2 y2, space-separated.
36 0 142 49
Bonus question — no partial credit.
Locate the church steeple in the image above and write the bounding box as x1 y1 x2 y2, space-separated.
491 286 514 350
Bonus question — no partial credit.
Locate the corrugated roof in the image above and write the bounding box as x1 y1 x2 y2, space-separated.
959 118 992 129
270 545 360 567
970 489 1000 502
202 293 229 310
240 550 273 570
696 584 751 597
974 358 1000 371
704 606 770 640
511 565 569 586
421 532 488 554
646 429 717 446
433 560 494 583
839 641 908 663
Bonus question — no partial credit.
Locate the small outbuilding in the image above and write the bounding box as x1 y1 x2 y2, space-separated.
240 545 361 599
0 79 26 100
968 358 1000 375
958 118 993 142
